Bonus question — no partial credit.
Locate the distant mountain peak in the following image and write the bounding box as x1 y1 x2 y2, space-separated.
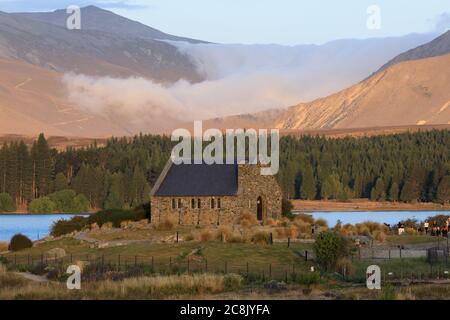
12 6 206 43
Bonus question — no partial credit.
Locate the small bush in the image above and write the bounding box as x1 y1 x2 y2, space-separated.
0 242 8 252
250 230 271 244
295 214 315 224
8 234 33 252
31 262 48 276
227 233 244 243
88 208 147 228
197 229 214 242
238 212 259 227
50 207 147 236
313 231 349 272
264 218 278 226
293 219 310 233
273 226 298 239
315 218 328 228
51 216 88 237
294 272 320 287
373 230 387 242
223 274 243 290
155 217 176 231
405 227 418 235
282 198 294 218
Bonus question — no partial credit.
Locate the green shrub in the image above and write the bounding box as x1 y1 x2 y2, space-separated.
313 231 349 272
51 216 88 237
282 198 294 218
0 193 16 212
87 208 147 228
50 207 147 236
8 234 33 252
295 272 321 287
28 197 56 213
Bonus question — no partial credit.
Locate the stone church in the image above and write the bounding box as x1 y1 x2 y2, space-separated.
150 161 282 225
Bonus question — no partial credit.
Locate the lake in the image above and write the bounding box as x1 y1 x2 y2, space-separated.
1 211 448 242
0 214 88 241
305 211 450 227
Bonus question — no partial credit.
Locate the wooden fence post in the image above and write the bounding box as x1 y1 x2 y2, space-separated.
287 237 290 248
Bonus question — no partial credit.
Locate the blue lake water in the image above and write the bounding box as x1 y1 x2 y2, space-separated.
0 214 88 241
306 211 450 227
1 211 449 242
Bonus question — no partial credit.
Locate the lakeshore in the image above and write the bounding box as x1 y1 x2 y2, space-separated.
293 199 450 212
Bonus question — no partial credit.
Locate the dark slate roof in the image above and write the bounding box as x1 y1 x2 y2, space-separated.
154 163 239 196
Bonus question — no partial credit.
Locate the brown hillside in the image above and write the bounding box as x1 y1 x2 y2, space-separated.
275 53 450 130
0 58 130 137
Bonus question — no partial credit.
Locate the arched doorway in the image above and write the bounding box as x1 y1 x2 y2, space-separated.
257 196 263 221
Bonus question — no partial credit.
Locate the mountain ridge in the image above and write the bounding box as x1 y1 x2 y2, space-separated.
0 9 203 83
376 30 450 73
274 53 450 130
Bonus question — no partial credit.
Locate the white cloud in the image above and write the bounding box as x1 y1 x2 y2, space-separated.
435 12 450 33
63 35 435 133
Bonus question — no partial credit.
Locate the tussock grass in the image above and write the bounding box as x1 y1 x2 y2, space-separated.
0 242 8 252
237 212 259 227
0 264 28 288
0 273 243 300
155 217 177 231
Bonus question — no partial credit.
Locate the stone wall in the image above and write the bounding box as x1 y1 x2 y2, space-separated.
150 164 282 226
236 164 282 221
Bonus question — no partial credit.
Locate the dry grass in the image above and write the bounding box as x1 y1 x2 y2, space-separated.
0 242 8 252
0 263 28 289
155 217 177 231
197 229 215 242
237 212 259 227
249 230 271 245
0 273 243 300
335 221 389 241
315 218 328 228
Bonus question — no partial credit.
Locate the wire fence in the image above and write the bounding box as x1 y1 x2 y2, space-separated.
2 250 450 285
1 252 316 283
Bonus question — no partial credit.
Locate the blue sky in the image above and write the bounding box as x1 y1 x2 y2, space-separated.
1 0 449 44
